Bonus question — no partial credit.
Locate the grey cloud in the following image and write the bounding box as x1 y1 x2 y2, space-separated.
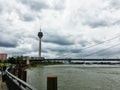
47 45 81 55
110 0 120 9
8 49 28 55
14 8 36 22
91 50 119 57
113 20 120 25
20 14 35 22
55 49 82 58
71 10 108 28
43 39 73 45
43 46 70 58
53 0 66 10
20 0 49 11
78 0 120 29
0 28 22 48
0 35 18 48
97 51 113 57
42 49 48 53
83 20 108 28
0 6 2 13
83 19 120 28
49 48 66 53
0 2 4 13
0 41 16 48
79 40 90 47
43 34 74 46
54 5 65 10
93 39 103 44
70 49 81 53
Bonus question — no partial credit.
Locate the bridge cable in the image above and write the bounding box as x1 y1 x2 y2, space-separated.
80 33 120 51
84 42 120 57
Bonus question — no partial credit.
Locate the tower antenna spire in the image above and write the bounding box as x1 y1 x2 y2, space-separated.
40 25 42 32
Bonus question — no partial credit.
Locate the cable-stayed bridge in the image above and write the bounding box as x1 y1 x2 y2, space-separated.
44 58 120 61
26 57 120 63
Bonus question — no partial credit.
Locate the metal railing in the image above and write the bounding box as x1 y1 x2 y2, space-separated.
5 68 38 90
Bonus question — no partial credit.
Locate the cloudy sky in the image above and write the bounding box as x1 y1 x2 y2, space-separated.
0 0 120 58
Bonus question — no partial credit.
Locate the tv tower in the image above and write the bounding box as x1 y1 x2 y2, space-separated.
38 28 43 57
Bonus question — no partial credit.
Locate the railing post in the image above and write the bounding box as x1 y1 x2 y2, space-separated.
47 76 57 90
13 68 16 75
22 70 27 82
18 68 22 79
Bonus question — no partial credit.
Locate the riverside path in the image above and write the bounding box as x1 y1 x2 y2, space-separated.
0 72 8 90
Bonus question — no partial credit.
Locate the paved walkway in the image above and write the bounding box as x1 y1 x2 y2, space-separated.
0 73 8 90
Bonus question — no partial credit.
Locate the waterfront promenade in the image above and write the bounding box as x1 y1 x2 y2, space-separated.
0 73 8 90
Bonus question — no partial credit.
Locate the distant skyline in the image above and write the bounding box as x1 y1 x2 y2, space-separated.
0 0 120 58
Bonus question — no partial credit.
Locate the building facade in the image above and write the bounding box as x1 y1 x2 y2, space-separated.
0 53 7 61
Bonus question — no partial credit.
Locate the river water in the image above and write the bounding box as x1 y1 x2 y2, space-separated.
27 65 120 90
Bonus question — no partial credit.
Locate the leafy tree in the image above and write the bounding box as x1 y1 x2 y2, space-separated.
7 56 23 64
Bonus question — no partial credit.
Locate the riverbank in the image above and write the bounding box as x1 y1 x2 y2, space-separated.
30 62 63 67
